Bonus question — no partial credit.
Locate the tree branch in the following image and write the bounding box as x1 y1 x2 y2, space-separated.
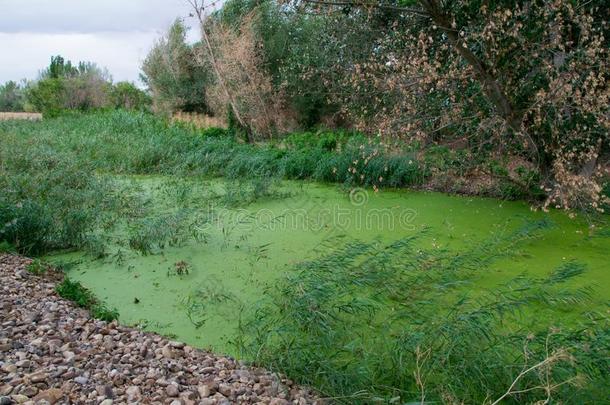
301 0 428 16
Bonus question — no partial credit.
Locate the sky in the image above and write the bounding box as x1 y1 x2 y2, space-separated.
0 0 205 85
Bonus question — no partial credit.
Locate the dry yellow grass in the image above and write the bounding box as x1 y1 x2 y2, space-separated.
172 112 226 129
0 112 43 121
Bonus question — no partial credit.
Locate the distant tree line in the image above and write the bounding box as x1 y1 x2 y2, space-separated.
0 56 151 117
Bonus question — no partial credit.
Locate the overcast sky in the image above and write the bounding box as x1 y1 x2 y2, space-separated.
0 0 204 85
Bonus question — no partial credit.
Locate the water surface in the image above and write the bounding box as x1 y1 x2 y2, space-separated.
47 177 609 355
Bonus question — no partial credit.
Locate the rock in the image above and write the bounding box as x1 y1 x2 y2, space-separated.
201 367 216 374
33 388 63 404
270 399 290 405
181 391 197 401
29 338 44 348
125 385 141 400
218 384 232 397
26 372 47 384
162 345 174 359
197 385 211 398
198 400 214 405
1 364 17 373
0 386 12 396
73 376 88 385
96 385 114 399
169 400 183 405
19 386 38 397
165 384 179 397
10 394 28 404
0 397 11 405
99 400 113 405
15 360 31 368
62 351 75 362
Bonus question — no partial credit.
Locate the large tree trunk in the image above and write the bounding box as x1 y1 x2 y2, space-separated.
418 0 539 160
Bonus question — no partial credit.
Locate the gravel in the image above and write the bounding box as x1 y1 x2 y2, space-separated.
0 255 320 404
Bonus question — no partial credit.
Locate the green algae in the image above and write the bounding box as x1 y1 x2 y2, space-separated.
45 176 610 356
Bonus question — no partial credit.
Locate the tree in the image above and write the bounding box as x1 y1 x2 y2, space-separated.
141 19 209 115
296 0 609 210
187 0 256 141
26 56 117 116
26 78 65 117
0 81 26 112
111 82 151 110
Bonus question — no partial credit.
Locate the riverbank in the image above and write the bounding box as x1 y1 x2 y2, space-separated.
0 254 319 405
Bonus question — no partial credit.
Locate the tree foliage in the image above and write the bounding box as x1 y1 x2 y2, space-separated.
304 0 609 210
18 55 149 117
141 19 209 114
0 81 26 112
146 0 608 209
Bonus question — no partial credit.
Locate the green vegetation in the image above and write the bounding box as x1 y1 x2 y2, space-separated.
141 0 609 211
1 0 608 401
0 110 437 255
55 278 119 322
238 225 608 403
5 109 546 256
141 20 209 115
0 80 26 112
1 112 607 404
1 16 608 399
26 259 50 275
0 55 150 118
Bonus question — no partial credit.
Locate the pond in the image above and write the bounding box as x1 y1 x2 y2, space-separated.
46 176 610 356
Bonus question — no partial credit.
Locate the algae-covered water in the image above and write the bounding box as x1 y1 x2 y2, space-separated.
46 176 610 356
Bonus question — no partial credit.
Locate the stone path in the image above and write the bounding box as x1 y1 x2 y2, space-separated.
0 255 320 405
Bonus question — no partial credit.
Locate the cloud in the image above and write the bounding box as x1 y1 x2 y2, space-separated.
0 31 158 84
0 0 206 84
0 0 193 34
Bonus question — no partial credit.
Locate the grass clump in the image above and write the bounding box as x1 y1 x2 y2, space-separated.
127 210 209 255
237 223 609 404
0 241 16 254
26 259 50 275
55 278 119 322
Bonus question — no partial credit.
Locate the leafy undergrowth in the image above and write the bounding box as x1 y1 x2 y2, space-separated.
237 222 609 403
55 278 119 322
0 110 431 257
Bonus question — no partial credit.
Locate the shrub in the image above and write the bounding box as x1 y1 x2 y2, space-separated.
26 78 64 118
26 259 50 275
200 126 229 138
111 82 151 110
0 200 53 255
0 241 16 254
0 81 26 112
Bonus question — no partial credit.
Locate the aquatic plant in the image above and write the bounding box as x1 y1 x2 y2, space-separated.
127 211 209 255
0 110 435 256
182 280 238 329
236 222 609 403
55 278 119 322
168 260 191 277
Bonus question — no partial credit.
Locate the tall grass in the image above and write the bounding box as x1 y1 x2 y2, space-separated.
0 110 428 182
236 222 609 403
0 110 429 255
